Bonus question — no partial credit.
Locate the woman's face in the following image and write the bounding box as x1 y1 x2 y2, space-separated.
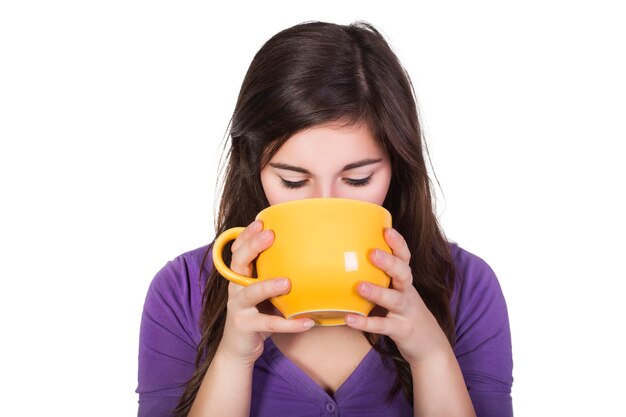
260 122 392 206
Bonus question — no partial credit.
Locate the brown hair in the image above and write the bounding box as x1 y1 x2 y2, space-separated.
174 21 456 416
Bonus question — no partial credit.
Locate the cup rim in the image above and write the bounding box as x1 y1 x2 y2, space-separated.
256 197 391 218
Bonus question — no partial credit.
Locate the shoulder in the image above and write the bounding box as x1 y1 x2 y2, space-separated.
142 244 213 344
448 241 505 312
137 244 213 404
446 242 514 413
148 244 212 295
447 241 511 353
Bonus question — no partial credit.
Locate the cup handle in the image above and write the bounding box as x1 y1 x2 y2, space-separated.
212 227 258 286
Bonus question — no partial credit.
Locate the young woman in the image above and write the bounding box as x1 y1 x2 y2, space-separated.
136 21 513 417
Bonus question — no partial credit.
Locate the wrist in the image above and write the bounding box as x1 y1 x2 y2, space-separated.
214 345 259 371
408 344 475 417
408 343 455 371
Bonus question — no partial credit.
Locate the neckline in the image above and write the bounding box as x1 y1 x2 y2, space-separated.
261 336 385 402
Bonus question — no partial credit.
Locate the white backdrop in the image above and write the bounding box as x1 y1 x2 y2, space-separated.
1 1 624 415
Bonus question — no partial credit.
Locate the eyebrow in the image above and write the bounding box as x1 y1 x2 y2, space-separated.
268 158 383 174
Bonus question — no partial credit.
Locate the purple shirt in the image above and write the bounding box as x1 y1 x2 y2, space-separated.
136 242 513 416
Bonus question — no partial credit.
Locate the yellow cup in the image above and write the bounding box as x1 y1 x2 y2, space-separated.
212 198 392 326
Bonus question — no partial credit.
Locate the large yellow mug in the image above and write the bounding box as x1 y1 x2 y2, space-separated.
212 198 392 326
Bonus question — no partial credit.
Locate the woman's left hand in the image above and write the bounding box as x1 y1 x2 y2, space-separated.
345 228 451 366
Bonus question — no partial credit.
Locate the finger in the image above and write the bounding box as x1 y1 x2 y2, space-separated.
384 228 411 264
242 314 315 334
227 281 244 298
230 229 274 276
345 314 395 337
231 220 263 253
369 249 413 292
233 277 291 309
356 281 407 314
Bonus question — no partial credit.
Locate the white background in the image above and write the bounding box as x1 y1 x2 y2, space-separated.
1 1 624 415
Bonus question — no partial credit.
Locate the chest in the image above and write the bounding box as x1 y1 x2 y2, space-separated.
252 335 414 417
270 329 374 394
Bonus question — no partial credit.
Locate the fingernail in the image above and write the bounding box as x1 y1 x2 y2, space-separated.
386 228 399 240
250 220 262 231
261 230 273 240
345 315 356 325
359 282 371 295
274 278 288 290
303 320 315 329
372 249 384 262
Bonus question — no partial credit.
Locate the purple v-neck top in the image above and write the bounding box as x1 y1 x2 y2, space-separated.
136 242 513 416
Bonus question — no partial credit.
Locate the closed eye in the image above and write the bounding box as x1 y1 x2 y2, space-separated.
279 175 373 189
343 175 372 187
280 179 308 189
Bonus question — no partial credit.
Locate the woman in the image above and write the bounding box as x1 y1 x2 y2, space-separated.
136 21 513 417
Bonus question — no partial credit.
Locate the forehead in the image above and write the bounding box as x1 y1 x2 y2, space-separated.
270 122 386 164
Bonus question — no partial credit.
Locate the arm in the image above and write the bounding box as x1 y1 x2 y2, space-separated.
188 221 314 417
188 349 255 417
452 248 513 416
345 228 476 417
136 256 202 417
188 278 313 417
410 347 476 417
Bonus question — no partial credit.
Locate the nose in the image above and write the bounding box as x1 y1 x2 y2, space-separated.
312 182 337 199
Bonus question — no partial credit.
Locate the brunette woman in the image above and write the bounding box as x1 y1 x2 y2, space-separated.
136 21 513 417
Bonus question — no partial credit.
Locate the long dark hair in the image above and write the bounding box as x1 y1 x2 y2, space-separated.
174 21 456 416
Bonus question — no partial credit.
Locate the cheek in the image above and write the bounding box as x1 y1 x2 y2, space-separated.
260 170 272 198
370 168 392 205
264 187 290 206
260 171 279 204
345 172 391 206
369 179 391 206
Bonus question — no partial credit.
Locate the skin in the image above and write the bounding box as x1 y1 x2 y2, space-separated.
188 122 476 417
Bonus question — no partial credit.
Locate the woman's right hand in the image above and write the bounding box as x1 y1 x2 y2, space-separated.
216 220 315 367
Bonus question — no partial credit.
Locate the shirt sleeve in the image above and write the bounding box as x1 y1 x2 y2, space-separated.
451 246 514 417
136 254 202 417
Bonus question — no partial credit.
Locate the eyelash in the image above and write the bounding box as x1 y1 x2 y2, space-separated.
280 176 373 189
345 176 372 187
280 179 307 189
